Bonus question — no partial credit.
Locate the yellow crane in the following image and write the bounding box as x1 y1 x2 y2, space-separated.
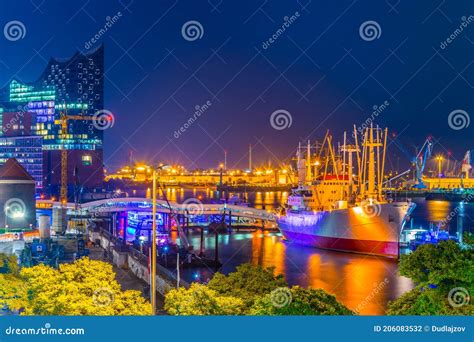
55 109 96 206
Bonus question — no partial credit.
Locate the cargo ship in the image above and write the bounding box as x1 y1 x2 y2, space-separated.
276 126 416 258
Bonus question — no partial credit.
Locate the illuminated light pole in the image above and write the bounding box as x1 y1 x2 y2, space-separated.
436 156 443 188
249 144 252 172
224 150 227 171
151 169 157 315
219 163 224 193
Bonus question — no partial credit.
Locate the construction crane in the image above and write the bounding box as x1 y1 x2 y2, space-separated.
390 136 433 188
413 138 433 188
55 109 96 206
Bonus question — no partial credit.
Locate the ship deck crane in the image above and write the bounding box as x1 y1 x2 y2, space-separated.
55 110 96 206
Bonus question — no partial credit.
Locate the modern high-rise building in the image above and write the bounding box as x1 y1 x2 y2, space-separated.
0 136 43 190
0 45 105 196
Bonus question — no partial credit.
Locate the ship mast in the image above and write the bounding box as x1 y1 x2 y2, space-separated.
361 125 387 202
306 140 312 183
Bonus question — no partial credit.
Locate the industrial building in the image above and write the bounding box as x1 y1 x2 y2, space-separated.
0 45 105 197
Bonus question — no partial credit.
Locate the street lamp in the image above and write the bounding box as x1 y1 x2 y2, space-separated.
4 206 25 230
436 156 443 188
151 168 157 315
150 164 170 315
219 163 224 191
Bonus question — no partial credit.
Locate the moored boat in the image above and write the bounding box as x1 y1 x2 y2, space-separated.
276 126 415 258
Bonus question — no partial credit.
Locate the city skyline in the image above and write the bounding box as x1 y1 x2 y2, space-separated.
1 0 472 171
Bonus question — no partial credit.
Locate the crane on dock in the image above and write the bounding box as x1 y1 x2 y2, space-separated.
413 138 433 188
392 137 433 189
390 136 432 188
55 107 97 205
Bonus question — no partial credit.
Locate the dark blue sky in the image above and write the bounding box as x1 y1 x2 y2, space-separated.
1 0 473 172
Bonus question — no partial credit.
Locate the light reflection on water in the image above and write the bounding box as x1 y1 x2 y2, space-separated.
163 189 473 315
174 230 414 315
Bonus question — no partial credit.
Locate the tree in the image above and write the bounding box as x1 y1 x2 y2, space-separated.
207 263 287 307
398 240 472 286
386 286 472 315
387 240 473 315
0 254 26 313
463 232 474 247
0 257 151 315
165 283 244 315
0 253 20 274
250 286 354 315
165 263 351 316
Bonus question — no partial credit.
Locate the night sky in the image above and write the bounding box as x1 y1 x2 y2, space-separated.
1 0 473 172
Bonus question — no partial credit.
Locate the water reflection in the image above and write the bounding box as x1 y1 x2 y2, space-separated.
156 190 473 314
177 230 413 315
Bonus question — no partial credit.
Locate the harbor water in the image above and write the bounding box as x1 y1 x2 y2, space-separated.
161 189 474 315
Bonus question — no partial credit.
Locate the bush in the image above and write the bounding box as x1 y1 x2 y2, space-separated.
250 286 353 315
165 283 244 315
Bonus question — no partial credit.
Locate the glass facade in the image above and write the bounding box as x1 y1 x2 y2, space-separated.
0 136 43 189
0 45 105 192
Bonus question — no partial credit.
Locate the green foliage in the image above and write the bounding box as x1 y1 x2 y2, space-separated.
0 257 150 315
0 273 27 312
250 286 354 315
0 254 20 275
388 241 474 315
165 283 245 315
207 263 287 307
387 286 473 315
165 263 351 316
0 255 25 312
463 232 474 247
398 240 473 286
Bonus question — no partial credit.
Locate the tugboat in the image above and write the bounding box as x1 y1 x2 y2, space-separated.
277 126 416 258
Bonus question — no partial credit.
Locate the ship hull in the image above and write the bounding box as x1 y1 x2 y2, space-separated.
277 202 415 258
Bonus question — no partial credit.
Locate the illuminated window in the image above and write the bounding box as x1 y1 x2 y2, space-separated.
82 155 92 166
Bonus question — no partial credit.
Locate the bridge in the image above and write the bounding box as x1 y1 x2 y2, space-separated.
36 197 278 222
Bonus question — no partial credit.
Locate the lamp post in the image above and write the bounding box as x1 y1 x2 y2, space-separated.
151 168 157 315
4 207 8 232
219 163 224 197
436 156 443 188
150 164 170 315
